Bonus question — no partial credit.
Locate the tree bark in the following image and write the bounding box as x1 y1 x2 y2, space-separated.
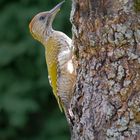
69 0 140 139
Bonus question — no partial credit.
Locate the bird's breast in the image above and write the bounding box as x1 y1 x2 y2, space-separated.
45 38 59 95
45 39 59 66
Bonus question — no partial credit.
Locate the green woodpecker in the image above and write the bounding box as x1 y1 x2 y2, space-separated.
29 1 75 112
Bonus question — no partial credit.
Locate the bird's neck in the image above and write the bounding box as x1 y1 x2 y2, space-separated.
42 28 53 43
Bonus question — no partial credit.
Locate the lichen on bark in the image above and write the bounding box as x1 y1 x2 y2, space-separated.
69 0 140 140
134 0 140 12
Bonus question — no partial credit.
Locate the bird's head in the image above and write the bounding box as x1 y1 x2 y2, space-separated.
29 1 64 42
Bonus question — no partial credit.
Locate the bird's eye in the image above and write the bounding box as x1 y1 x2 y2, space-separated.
39 16 45 21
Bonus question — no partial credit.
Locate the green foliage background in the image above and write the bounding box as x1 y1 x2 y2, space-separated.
0 0 71 139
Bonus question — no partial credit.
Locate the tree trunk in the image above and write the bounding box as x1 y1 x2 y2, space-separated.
69 0 140 139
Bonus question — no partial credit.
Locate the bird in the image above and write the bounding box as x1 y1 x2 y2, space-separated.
29 1 76 113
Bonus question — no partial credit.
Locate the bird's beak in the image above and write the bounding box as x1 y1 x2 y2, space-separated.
46 0 65 26
49 1 65 16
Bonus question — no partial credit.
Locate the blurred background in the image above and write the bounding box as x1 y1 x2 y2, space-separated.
0 0 72 140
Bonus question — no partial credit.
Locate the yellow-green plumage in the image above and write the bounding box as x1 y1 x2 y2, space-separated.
45 36 63 111
43 31 75 112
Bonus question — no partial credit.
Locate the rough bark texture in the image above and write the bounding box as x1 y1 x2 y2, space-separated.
69 0 140 139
